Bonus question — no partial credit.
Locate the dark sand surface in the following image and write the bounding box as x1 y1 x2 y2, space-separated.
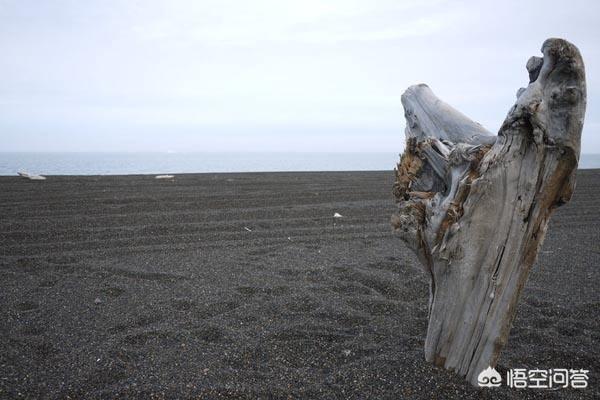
0 170 598 399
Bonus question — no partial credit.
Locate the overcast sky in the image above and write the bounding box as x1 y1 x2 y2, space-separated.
1 0 598 153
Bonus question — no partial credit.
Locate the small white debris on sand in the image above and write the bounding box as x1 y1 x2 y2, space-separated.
333 212 343 218
155 175 174 179
18 171 46 180
244 227 252 232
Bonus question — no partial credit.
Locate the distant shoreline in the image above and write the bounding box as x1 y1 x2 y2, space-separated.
1 152 600 176
2 168 600 179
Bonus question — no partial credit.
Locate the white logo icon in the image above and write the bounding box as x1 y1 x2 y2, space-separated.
478 366 502 387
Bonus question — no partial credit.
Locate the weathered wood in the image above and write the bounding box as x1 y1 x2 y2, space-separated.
392 38 586 385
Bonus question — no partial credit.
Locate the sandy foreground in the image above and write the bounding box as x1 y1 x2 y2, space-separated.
0 170 598 399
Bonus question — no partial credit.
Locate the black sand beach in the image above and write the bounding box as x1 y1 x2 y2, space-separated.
0 170 598 399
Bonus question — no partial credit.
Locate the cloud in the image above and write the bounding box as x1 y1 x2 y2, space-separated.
0 0 598 153
128 0 459 46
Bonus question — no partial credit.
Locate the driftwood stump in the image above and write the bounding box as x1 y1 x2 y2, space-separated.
391 38 586 385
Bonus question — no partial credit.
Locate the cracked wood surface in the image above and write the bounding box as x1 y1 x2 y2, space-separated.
392 38 586 385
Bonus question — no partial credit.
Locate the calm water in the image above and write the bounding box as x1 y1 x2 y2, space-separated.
0 152 401 176
1 152 599 176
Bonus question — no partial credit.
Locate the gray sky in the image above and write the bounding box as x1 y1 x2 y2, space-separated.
1 0 599 153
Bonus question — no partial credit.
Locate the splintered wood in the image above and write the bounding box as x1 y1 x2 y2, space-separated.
392 38 586 385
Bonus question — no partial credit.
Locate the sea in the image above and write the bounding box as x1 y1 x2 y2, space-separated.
1 152 599 176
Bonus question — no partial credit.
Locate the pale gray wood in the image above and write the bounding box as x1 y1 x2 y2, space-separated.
392 38 586 385
18 171 46 180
